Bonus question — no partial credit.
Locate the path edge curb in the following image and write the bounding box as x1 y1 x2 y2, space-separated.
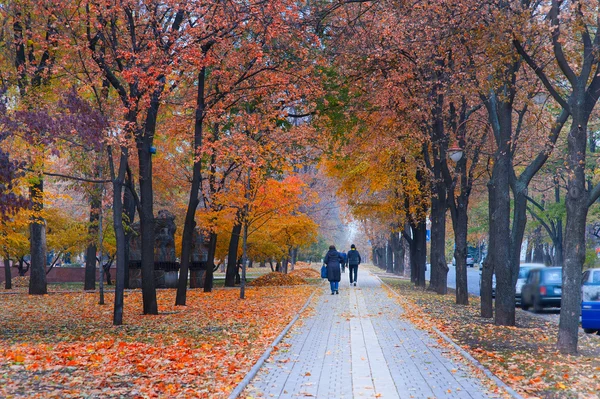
377 276 525 399
228 287 319 399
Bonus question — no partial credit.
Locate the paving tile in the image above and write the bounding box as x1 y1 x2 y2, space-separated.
244 271 501 399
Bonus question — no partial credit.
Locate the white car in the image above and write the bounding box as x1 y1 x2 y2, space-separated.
452 256 475 267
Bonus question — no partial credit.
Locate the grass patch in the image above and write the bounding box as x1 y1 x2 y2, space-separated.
382 277 600 399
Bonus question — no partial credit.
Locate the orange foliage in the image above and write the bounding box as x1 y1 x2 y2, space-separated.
248 272 308 287
0 287 313 398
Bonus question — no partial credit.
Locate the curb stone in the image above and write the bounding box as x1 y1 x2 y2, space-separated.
377 276 525 399
228 286 320 399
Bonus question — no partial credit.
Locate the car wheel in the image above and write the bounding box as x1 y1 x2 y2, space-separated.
521 298 529 311
583 328 598 334
533 297 543 313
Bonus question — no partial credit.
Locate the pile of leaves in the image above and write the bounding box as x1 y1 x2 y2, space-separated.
0 286 313 398
248 272 307 287
289 268 321 278
10 276 29 288
382 278 600 399
293 261 312 268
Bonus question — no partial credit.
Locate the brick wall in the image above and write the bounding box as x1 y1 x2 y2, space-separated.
0 266 116 283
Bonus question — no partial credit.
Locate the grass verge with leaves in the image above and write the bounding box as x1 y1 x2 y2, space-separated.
0 286 314 398
382 277 600 399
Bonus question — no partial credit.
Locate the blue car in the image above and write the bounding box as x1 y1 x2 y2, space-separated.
582 268 600 334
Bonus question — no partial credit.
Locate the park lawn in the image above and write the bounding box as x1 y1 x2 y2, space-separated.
382 277 600 399
0 285 315 398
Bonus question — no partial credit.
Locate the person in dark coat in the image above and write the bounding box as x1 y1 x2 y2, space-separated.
347 244 362 286
339 251 347 273
324 245 343 295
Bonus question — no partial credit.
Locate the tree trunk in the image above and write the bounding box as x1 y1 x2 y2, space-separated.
525 238 532 263
429 183 448 294
410 221 427 288
104 263 112 285
110 144 128 326
386 236 393 273
225 222 242 287
291 247 298 270
489 98 514 326
123 181 136 289
453 199 469 305
532 227 544 263
554 226 563 266
203 232 217 292
558 114 589 355
480 179 495 318
84 195 101 291
281 257 288 274
176 67 206 306
4 257 11 290
137 90 160 315
29 179 47 295
391 232 404 275
553 180 564 266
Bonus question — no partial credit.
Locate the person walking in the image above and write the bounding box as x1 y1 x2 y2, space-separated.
347 244 361 286
340 251 347 273
324 245 342 295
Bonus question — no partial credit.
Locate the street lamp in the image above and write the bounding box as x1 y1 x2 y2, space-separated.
448 145 463 163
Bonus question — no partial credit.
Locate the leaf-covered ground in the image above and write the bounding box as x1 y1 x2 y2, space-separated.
0 286 314 398
381 276 600 399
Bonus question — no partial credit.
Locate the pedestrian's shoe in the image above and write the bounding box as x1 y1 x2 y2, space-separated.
336 290 339 294
354 283 356 286
331 292 335 295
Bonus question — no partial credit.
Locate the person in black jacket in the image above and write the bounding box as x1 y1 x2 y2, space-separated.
347 244 361 286
324 245 343 295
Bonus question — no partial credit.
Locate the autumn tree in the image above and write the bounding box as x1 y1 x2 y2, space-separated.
514 0 600 354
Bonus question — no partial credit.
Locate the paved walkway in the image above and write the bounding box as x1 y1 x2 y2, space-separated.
245 271 503 399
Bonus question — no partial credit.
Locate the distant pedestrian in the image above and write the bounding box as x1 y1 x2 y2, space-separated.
347 244 362 286
340 251 347 273
324 245 343 295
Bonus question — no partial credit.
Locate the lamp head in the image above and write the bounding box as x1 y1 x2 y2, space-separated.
448 146 463 162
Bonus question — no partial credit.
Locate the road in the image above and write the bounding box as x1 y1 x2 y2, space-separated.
425 264 482 296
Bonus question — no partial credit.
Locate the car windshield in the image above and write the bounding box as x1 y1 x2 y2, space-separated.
542 270 562 283
518 268 532 279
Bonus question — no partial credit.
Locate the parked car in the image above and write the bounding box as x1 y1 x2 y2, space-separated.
452 256 475 267
582 268 600 334
521 267 562 312
515 263 545 305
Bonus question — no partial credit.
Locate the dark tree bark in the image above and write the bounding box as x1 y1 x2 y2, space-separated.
429 181 448 294
109 142 129 326
176 67 206 306
17 258 29 276
532 227 544 263
488 119 512 326
29 180 47 295
453 204 469 305
391 232 405 275
137 90 160 315
525 239 532 263
203 232 217 292
4 257 11 290
386 236 393 273
123 179 136 289
84 195 101 291
225 222 242 287
406 221 427 288
558 108 590 354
